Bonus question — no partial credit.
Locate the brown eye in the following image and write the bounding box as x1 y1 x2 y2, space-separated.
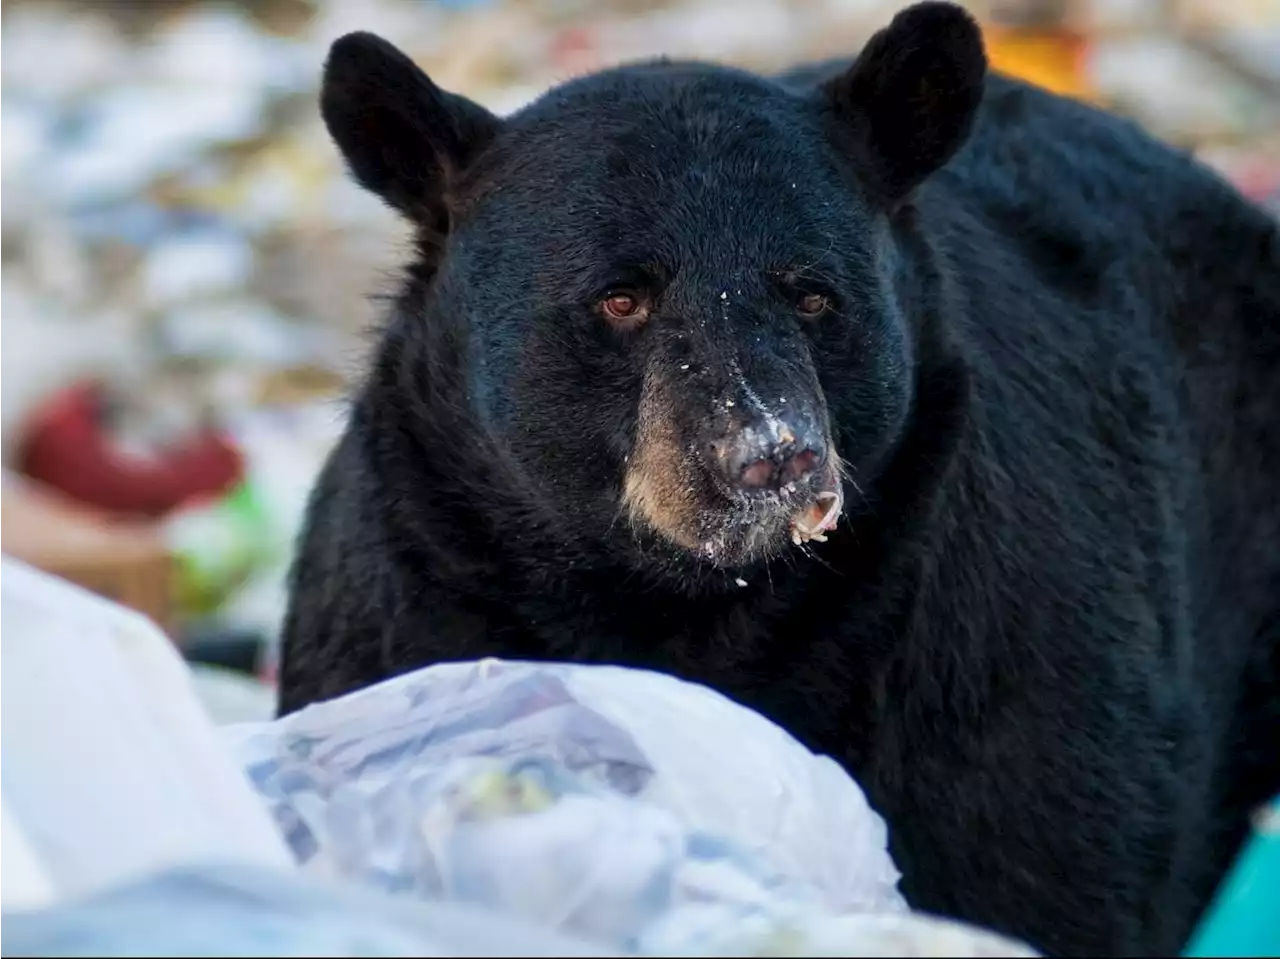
599 292 649 330
797 293 830 318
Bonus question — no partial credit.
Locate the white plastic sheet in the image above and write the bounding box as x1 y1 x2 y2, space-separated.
0 558 294 907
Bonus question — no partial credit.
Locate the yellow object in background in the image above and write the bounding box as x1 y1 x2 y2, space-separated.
984 26 1097 103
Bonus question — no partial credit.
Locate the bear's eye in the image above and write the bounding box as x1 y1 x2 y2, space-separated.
796 293 831 318
598 291 650 331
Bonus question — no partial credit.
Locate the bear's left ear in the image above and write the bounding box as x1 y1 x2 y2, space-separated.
823 1 986 209
320 31 502 224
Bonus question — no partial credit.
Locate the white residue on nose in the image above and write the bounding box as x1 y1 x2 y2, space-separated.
717 311 789 439
730 368 794 452
738 376 770 418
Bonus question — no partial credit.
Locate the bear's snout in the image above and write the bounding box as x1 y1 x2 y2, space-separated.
710 413 827 494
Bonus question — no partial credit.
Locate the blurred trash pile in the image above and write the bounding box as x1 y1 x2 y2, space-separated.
2 0 1277 687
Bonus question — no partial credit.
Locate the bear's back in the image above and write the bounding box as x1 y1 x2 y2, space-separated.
938 74 1278 563
904 73 1280 832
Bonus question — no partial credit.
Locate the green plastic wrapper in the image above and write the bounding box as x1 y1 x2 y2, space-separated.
165 481 274 619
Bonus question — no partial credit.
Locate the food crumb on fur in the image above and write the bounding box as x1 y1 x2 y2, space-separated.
790 490 842 545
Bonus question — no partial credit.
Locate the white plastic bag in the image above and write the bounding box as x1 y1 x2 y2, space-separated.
0 558 293 909
1 801 58 913
223 659 1037 956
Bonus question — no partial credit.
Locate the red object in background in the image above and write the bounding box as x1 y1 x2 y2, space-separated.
550 26 601 77
1238 167 1280 211
17 381 245 519
1205 152 1280 210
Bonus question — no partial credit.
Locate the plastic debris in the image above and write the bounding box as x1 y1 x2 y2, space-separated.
222 657 1038 956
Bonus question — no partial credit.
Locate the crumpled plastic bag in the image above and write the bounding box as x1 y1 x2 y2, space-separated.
222 659 1037 956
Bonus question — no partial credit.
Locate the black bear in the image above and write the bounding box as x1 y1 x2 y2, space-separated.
278 3 1280 955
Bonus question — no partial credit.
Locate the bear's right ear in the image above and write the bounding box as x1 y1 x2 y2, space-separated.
823 1 986 209
320 32 501 222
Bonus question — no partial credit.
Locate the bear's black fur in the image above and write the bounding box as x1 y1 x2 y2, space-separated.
279 3 1280 955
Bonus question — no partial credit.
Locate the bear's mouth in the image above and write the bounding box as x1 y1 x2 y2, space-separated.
697 458 845 562
790 488 843 545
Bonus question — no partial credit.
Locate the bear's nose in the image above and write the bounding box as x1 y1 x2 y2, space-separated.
714 418 826 493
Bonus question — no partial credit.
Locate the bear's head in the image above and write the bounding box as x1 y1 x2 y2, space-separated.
323 1 985 574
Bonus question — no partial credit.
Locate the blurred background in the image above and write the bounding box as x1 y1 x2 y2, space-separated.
3 0 1278 720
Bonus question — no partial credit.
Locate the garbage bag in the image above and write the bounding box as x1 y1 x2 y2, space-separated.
0 557 294 909
222 659 1037 956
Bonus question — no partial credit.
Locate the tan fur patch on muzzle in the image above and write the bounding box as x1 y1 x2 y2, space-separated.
621 370 702 550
